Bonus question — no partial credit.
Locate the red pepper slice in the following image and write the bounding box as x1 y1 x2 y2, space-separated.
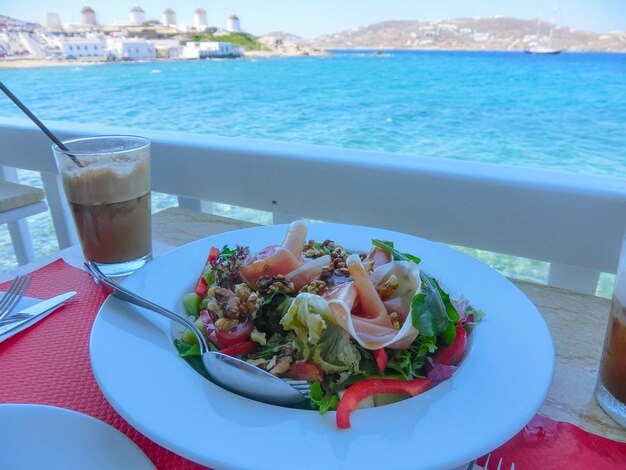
434 326 467 366
208 246 220 263
373 348 388 374
194 247 220 297
220 341 258 357
336 378 433 429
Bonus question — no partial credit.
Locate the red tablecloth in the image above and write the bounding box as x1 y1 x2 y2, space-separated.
0 259 205 469
2 259 625 469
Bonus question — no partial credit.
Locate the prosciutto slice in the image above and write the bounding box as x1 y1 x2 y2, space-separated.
239 221 332 290
370 261 421 322
324 254 419 350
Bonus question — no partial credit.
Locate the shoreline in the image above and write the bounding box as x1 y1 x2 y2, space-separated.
2 48 625 69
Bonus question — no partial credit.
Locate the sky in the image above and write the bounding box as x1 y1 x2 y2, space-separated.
1 0 625 37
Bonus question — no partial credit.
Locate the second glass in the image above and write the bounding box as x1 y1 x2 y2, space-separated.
596 231 626 427
52 136 152 277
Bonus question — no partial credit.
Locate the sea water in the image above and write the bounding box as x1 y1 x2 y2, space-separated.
1 51 625 290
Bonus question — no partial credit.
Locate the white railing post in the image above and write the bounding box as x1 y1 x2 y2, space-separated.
177 196 202 212
40 171 79 249
1 166 36 264
547 263 601 295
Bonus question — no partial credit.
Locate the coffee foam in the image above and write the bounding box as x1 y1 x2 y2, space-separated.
60 149 150 205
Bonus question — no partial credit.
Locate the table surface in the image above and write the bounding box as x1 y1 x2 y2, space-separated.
3 207 625 443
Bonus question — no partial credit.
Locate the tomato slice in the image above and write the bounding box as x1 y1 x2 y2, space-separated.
288 363 325 383
434 325 467 366
220 341 258 357
373 348 388 374
336 378 433 429
194 247 220 298
215 317 254 346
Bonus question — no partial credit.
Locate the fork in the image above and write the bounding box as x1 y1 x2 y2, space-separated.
467 453 515 470
284 379 311 399
0 274 32 321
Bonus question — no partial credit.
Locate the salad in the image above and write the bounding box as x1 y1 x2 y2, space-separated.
175 221 483 429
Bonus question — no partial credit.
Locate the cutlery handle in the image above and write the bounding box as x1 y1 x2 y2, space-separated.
84 262 208 354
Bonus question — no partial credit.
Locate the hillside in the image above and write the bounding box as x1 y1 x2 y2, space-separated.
303 17 626 52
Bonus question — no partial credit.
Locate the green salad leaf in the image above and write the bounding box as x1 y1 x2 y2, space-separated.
385 334 437 379
310 381 339 415
411 273 457 345
311 323 362 374
280 293 331 360
372 239 421 264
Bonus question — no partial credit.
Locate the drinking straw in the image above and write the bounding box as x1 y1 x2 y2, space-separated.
0 81 83 168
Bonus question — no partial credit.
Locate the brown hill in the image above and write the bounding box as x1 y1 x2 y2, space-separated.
303 17 626 52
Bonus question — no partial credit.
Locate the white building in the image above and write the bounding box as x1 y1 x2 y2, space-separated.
44 13 63 31
57 38 104 59
81 6 97 27
163 8 177 27
194 8 208 29
130 6 146 24
226 14 242 33
151 39 182 59
182 41 243 59
107 38 156 60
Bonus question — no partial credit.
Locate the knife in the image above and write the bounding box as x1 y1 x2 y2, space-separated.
0 291 77 341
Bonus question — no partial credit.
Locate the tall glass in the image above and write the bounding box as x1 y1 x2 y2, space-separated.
596 231 626 427
52 136 152 277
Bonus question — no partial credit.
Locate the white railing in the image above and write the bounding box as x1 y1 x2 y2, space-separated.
1 116 625 295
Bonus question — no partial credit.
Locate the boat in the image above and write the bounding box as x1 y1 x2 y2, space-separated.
525 0 562 54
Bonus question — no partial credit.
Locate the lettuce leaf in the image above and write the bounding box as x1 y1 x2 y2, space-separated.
310 381 339 415
280 293 331 360
311 323 362 374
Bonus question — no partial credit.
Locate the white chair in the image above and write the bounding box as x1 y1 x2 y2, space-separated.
0 179 48 265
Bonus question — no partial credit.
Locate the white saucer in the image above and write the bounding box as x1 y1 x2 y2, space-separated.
0 404 155 470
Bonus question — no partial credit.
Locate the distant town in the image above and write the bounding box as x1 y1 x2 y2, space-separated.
0 5 321 66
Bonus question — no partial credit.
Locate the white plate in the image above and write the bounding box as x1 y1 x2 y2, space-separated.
90 223 554 470
0 404 155 470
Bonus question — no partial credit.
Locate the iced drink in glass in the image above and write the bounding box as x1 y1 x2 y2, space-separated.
596 233 626 427
53 136 152 276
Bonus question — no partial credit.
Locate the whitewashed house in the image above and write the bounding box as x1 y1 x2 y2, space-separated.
57 37 104 59
107 38 156 60
151 39 182 59
182 41 243 59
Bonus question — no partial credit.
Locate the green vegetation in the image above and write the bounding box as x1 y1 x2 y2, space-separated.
187 33 267 51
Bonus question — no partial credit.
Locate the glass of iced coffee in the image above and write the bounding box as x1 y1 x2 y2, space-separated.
53 136 152 277
596 231 626 427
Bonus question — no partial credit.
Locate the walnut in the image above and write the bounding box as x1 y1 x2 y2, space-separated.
335 267 350 276
304 247 326 258
320 239 336 249
319 265 334 281
257 275 296 294
215 287 241 319
215 317 239 330
390 312 401 330
269 356 293 376
377 274 399 299
233 283 260 316
300 279 327 295
363 260 375 273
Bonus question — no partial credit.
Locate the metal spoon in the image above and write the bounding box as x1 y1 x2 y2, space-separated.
84 261 308 406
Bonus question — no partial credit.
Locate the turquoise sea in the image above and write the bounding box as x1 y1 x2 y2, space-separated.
1 51 625 293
